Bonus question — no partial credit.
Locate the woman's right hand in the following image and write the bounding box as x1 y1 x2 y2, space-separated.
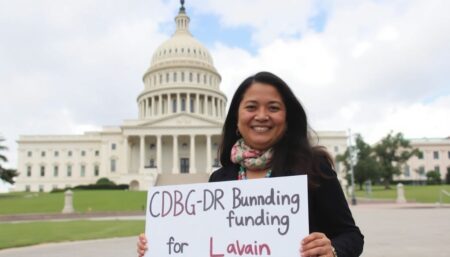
137 233 148 257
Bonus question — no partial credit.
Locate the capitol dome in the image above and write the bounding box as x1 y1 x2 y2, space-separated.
137 3 226 122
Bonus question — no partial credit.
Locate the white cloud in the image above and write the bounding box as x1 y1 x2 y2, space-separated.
211 0 450 144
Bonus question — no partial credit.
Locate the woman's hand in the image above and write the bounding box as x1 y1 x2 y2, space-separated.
300 232 334 257
137 233 148 257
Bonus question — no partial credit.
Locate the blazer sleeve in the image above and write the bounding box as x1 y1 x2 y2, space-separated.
313 163 364 257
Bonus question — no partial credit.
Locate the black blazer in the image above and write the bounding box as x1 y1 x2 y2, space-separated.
209 163 364 257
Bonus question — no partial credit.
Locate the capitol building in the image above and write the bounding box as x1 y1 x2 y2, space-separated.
15 3 348 192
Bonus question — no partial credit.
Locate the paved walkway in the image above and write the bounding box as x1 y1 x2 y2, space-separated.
1 204 449 257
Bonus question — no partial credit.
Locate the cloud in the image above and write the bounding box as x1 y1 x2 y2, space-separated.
0 0 174 168
210 0 450 143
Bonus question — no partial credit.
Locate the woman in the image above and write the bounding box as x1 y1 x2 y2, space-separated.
138 71 364 257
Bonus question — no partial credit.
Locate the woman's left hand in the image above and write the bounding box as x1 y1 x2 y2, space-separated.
300 232 333 257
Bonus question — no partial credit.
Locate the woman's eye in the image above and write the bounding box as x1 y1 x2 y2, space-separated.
245 105 256 111
269 106 280 111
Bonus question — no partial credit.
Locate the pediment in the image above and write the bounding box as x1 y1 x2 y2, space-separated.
135 113 223 128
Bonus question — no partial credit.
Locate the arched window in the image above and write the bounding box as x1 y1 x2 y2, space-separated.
166 73 169 83
173 72 177 82
181 72 185 82
189 72 193 82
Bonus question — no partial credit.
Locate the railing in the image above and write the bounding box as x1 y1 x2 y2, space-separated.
439 189 450 205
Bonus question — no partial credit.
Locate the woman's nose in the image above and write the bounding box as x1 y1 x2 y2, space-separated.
254 108 269 121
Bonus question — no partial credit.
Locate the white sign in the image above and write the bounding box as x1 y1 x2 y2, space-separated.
144 175 309 257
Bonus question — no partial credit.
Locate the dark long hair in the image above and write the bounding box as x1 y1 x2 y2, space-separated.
218 71 332 185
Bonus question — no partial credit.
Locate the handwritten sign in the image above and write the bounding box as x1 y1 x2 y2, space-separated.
144 175 308 257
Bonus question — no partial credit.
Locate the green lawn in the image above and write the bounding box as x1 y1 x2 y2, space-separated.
0 190 147 215
0 220 144 249
355 184 450 203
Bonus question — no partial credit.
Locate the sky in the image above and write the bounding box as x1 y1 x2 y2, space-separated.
1 0 449 186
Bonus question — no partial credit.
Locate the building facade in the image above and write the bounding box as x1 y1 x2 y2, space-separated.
15 4 348 192
397 137 450 182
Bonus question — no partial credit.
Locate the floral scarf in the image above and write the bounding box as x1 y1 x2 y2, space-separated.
230 138 273 171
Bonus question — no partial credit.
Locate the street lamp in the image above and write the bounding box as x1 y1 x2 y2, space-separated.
348 129 357 206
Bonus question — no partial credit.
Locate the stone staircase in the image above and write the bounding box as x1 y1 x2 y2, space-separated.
155 173 210 186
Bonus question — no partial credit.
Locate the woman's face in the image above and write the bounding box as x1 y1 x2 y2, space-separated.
237 82 287 150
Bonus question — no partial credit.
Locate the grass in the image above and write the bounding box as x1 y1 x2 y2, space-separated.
355 184 450 203
0 190 147 215
0 220 144 249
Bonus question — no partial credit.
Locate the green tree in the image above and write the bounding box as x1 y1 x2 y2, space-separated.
373 132 418 189
426 170 442 185
0 137 19 184
336 134 381 190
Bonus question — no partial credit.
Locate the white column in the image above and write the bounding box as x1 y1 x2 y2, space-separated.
156 135 162 174
203 95 207 115
124 136 129 174
187 93 191 113
153 96 157 116
190 135 196 173
172 135 179 173
213 97 217 117
159 95 163 116
196 94 200 114
206 134 211 173
142 100 146 118
140 135 145 173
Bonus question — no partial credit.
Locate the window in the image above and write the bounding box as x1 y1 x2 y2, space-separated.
27 151 32 157
68 151 72 157
149 144 155 150
40 166 45 177
197 73 200 83
334 146 339 152
81 150 86 157
80 165 86 177
435 166 440 173
112 143 116 150
190 98 194 113
418 151 424 159
173 72 177 82
181 98 186 111
95 150 99 156
67 165 72 177
189 72 193 82
433 151 439 160
418 166 425 175
54 151 59 157
150 159 155 167
213 158 220 167
172 99 177 113
54 166 59 177
26 166 32 177
181 72 185 82
404 165 410 177
110 159 116 172
203 74 207 84
39 185 44 192
166 73 169 83
25 185 30 192
41 151 46 157
159 74 162 84
94 165 99 176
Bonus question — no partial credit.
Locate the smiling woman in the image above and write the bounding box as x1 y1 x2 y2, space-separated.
137 71 364 257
